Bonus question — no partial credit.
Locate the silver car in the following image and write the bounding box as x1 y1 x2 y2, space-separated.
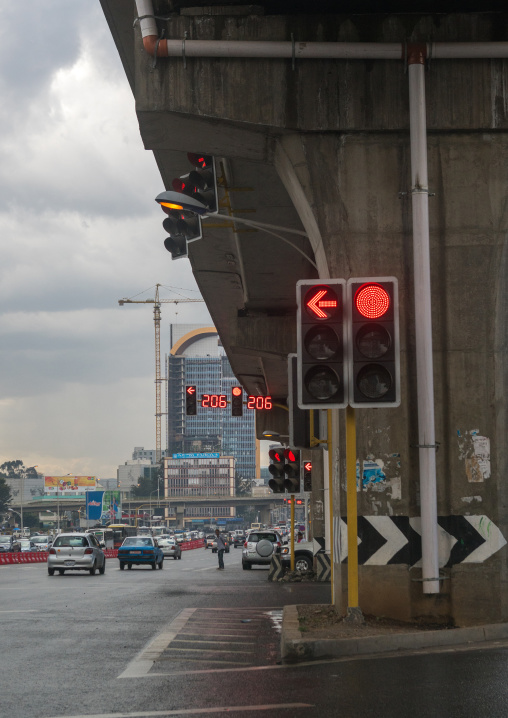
242 530 282 570
47 533 106 576
158 538 182 560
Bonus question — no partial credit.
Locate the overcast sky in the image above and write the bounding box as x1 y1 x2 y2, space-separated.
0 2 214 479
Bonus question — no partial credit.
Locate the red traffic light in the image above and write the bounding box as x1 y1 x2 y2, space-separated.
232 387 242 396
355 283 390 319
304 461 312 472
268 449 284 463
284 449 297 463
305 285 339 320
187 153 212 169
186 386 195 395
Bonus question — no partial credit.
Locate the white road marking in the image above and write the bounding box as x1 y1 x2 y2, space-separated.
0 609 38 613
174 639 255 645
44 703 313 718
117 608 196 679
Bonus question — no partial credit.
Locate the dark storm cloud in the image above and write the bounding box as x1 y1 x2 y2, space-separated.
0 2 98 107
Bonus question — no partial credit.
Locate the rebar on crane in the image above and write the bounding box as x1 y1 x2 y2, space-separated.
119 284 204 463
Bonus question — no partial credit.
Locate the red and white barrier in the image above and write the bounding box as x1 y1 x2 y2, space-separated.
180 539 205 551
1 539 205 564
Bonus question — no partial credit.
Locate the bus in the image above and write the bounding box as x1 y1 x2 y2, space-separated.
106 524 137 549
86 528 115 549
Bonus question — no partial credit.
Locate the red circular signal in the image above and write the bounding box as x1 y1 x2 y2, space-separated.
284 449 297 462
232 387 242 396
355 284 390 319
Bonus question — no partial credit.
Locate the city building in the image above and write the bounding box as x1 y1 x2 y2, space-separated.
164 453 236 524
117 459 152 491
132 446 168 463
167 324 258 481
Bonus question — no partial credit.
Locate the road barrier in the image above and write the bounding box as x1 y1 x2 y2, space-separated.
0 539 205 565
181 539 205 551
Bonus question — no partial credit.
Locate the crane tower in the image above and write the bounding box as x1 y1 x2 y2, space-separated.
119 284 204 463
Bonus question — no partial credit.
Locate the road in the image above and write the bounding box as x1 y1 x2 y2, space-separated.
1 546 508 718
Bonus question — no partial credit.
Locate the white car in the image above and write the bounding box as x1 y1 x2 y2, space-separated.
242 530 282 570
158 538 182 560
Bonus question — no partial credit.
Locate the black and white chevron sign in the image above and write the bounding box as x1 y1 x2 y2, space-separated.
316 553 331 581
338 515 506 567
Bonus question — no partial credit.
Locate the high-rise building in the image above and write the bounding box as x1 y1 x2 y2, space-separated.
167 325 257 482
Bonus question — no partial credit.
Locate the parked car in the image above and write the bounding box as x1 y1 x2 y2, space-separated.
48 533 106 576
280 540 314 571
158 538 182 560
242 530 282 570
117 536 164 570
29 535 53 552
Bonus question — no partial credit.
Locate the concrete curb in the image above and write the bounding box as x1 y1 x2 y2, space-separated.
281 605 508 663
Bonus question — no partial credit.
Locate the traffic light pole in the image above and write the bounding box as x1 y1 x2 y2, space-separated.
408 51 440 595
345 406 363 622
290 495 295 571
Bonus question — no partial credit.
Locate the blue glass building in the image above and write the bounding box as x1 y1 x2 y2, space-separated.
167 325 257 482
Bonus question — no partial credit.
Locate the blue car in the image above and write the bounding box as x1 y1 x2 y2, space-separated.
118 536 164 570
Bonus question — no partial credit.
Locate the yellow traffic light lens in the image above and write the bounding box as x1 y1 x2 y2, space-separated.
160 201 184 210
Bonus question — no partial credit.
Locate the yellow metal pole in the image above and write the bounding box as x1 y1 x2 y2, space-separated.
290 495 295 571
346 405 362 621
327 410 334 604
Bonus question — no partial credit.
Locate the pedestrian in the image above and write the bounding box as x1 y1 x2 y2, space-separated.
215 528 226 569
297 531 303 543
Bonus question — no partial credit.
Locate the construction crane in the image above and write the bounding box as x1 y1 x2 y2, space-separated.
119 284 204 463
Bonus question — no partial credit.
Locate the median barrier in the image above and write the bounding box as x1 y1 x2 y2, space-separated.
1 540 205 564
181 539 205 551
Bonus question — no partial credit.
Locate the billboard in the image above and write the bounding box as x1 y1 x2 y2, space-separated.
86 491 105 522
101 490 121 522
44 476 96 495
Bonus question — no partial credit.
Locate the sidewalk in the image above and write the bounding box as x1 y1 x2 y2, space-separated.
281 604 508 663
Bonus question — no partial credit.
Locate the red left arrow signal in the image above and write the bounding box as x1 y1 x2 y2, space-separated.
186 386 196 395
306 288 338 319
304 462 312 472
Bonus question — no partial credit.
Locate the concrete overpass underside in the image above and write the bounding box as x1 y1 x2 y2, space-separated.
100 0 508 626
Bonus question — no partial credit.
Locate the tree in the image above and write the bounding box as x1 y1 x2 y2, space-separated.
235 473 254 496
0 477 12 513
0 460 39 479
130 463 163 498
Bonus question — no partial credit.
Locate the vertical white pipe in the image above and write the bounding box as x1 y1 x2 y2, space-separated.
408 59 440 594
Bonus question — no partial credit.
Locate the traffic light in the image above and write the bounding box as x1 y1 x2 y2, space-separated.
347 277 400 408
283 449 301 493
268 448 285 493
231 386 243 416
303 461 312 492
296 279 347 409
288 354 320 449
185 386 197 415
172 153 218 214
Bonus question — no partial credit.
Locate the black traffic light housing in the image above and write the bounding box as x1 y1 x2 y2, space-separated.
268 448 285 493
303 460 312 492
172 153 218 214
185 386 197 415
231 387 243 416
347 277 400 408
288 354 320 449
296 279 347 409
283 449 301 493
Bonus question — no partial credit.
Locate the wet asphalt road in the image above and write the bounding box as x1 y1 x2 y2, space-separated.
2 546 508 718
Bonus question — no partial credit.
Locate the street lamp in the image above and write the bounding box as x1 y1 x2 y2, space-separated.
8 508 21 534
